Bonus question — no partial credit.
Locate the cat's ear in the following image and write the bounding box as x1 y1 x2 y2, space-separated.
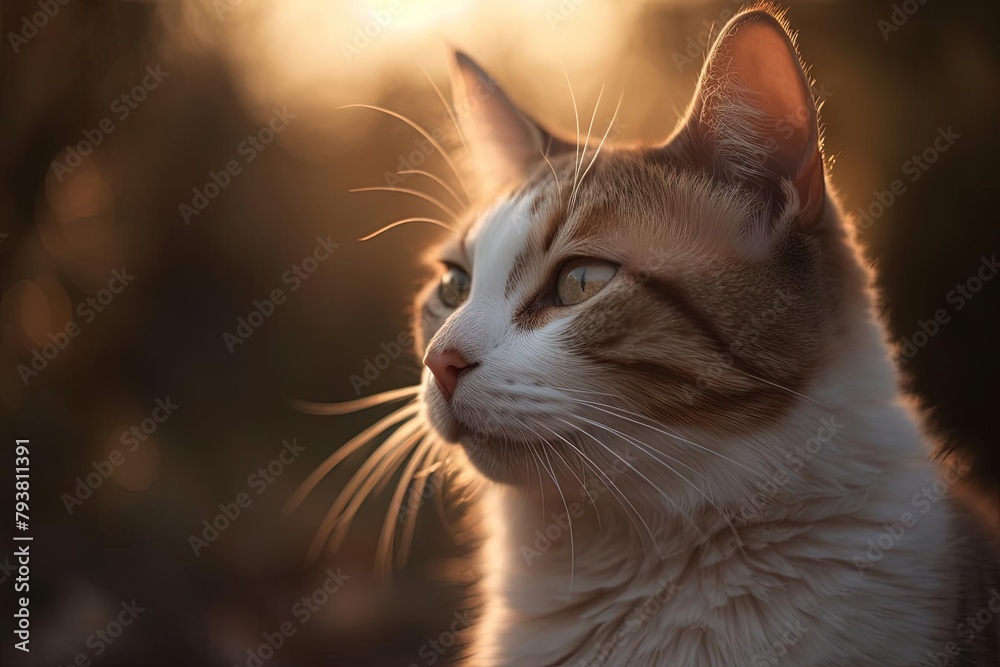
676 9 825 226
451 52 566 195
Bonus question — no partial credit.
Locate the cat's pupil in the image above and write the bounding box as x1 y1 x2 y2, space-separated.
557 258 617 306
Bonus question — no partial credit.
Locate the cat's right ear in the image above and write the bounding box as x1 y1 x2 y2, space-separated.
451 52 565 197
672 9 825 229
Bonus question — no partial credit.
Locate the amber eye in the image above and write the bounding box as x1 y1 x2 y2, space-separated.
556 258 617 306
439 266 471 308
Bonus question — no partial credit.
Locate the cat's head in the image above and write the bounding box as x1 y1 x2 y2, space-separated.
413 9 861 498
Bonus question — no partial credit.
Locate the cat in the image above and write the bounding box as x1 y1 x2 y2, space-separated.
307 5 1000 666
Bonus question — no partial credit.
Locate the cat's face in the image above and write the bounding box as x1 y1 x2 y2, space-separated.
412 10 850 493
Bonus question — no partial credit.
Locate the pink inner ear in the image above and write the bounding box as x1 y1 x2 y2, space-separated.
726 21 817 169
707 16 825 224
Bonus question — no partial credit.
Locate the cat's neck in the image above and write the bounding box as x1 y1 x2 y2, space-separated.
470 309 950 665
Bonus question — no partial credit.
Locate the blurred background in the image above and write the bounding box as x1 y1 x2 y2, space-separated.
0 0 997 664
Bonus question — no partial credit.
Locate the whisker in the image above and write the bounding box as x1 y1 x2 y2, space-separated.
581 413 713 486
432 456 456 534
539 148 562 197
338 103 469 196
543 430 601 532
323 436 417 558
572 90 623 205
568 414 707 540
284 402 419 514
555 396 712 483
290 385 418 416
552 417 662 555
414 458 443 479
415 62 469 154
359 217 456 242
561 394 757 475
527 443 547 525
541 444 575 594
569 412 743 550
576 83 605 188
305 421 425 563
733 369 827 406
397 440 444 568
376 437 435 577
350 186 460 220
397 170 467 207
562 66 582 197
512 447 535 520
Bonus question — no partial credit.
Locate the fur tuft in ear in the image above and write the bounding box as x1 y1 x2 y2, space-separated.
676 8 825 227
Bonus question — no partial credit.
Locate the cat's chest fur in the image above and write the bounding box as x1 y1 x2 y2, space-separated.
469 480 954 667
455 373 974 667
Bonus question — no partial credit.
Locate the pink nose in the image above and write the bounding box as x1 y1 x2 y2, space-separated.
424 348 471 400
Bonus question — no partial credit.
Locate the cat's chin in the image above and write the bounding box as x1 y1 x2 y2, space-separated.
423 388 542 486
431 417 535 485
455 433 536 486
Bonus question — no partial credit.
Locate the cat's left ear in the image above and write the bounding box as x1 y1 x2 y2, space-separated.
451 52 568 196
675 9 825 227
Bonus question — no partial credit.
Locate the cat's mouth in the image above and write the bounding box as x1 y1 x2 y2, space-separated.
420 366 596 485
422 381 549 484
430 411 531 483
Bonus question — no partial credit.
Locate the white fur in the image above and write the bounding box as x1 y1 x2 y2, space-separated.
465 310 955 666
420 195 961 666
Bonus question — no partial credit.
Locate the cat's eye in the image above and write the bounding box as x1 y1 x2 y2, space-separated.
439 265 471 308
556 258 617 306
